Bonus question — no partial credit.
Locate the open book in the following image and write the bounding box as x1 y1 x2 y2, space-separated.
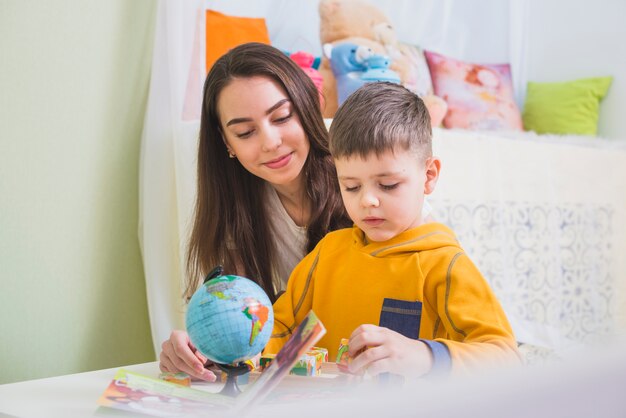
98 310 326 416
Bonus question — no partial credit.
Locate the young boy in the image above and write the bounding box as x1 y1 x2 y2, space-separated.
265 82 521 377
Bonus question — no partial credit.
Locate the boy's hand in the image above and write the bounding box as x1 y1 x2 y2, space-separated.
159 330 217 382
347 324 433 378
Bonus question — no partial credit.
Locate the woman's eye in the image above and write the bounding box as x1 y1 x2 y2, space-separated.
344 185 360 192
236 130 253 139
274 113 292 124
380 183 399 191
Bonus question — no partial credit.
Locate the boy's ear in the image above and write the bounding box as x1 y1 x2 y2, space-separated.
424 157 441 195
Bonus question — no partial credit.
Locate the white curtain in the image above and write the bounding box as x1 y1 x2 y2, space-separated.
139 0 530 354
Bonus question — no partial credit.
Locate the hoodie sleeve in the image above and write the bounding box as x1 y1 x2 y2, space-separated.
263 243 322 355
426 251 522 374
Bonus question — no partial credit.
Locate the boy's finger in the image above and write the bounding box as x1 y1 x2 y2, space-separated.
348 329 386 356
360 357 391 376
349 323 379 339
349 345 387 374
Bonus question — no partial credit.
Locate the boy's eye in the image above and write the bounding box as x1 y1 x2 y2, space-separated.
380 183 399 191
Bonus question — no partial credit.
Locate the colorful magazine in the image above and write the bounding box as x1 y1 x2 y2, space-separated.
98 310 326 417
98 369 233 416
232 309 326 412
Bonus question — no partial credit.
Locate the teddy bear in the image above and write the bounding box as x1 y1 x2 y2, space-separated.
318 0 447 127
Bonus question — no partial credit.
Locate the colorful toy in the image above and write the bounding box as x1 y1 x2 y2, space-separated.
326 42 400 105
290 353 320 376
336 338 367 375
259 354 276 371
158 371 191 387
318 0 448 126
290 51 324 100
290 347 328 376
336 338 352 373
260 347 329 377
311 347 329 362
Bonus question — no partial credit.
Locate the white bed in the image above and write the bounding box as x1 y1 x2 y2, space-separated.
430 129 626 359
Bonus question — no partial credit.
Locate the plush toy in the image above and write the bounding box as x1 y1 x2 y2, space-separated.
318 0 447 127
325 43 400 104
289 51 324 104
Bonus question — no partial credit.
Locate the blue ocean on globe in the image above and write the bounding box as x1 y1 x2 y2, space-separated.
186 274 274 365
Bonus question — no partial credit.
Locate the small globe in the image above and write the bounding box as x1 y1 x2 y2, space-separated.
186 274 274 365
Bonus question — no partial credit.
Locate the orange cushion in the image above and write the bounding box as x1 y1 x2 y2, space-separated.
205 10 271 73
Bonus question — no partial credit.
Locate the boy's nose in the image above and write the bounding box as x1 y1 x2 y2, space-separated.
360 191 379 208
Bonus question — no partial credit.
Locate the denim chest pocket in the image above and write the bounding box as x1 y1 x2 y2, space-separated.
378 298 422 340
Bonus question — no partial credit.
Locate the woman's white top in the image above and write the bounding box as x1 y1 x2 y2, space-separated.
265 184 308 292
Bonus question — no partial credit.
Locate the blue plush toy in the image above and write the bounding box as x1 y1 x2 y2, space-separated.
325 42 401 105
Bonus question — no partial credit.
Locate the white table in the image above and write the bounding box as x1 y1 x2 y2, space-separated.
0 361 337 418
3 348 626 418
0 362 170 417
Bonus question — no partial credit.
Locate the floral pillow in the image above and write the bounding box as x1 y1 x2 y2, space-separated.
425 50 523 131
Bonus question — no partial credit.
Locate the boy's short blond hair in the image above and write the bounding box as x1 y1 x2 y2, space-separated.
329 82 432 161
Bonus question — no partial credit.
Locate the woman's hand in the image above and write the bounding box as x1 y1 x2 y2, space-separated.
347 324 433 378
159 330 217 382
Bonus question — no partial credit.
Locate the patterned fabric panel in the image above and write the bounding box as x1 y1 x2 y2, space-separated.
430 199 616 347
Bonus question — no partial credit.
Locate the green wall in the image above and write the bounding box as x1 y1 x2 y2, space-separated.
0 0 157 384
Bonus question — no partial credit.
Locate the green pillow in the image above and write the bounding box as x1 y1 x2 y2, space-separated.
522 76 612 136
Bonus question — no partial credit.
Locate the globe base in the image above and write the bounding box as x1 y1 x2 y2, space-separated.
215 362 251 397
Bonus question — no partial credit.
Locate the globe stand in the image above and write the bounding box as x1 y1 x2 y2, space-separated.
215 362 250 397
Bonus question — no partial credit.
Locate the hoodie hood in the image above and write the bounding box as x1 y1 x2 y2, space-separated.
352 222 461 257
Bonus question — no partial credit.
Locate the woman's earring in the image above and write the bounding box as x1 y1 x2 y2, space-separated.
228 150 236 158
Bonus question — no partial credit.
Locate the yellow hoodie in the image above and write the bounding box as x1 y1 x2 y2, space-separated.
266 222 521 374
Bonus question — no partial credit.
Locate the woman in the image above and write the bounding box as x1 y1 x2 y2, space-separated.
159 43 351 380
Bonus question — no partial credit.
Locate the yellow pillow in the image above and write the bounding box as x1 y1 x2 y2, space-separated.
522 77 612 136
205 10 271 73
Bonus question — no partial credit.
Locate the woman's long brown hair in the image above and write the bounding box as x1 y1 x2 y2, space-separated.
185 43 350 302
